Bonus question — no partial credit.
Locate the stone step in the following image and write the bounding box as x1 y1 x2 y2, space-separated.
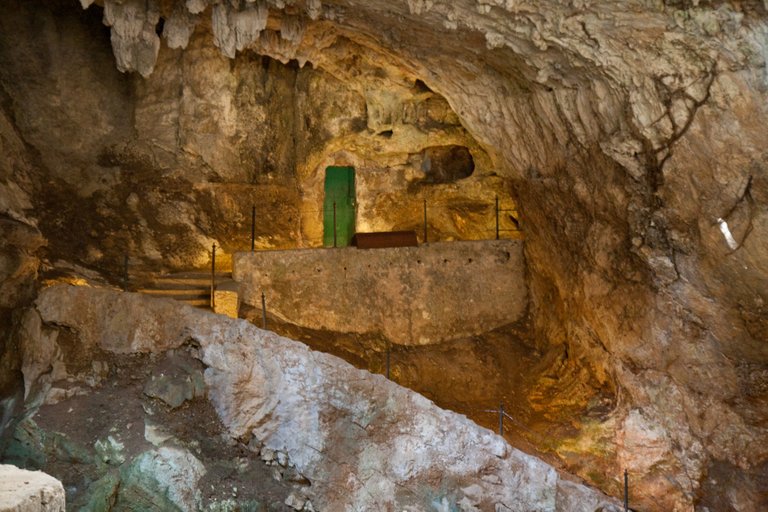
147 279 212 288
151 276 228 286
136 289 210 299
177 298 212 308
135 271 232 312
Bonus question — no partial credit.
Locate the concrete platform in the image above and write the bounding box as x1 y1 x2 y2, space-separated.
234 239 527 345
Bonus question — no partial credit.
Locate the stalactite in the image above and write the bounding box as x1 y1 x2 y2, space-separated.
212 0 269 58
165 1 199 50
280 15 304 44
185 0 208 15
102 0 161 77
306 0 321 21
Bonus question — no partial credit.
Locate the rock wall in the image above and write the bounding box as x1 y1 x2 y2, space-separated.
0 0 514 277
234 240 527 345
0 71 46 453
25 284 621 511
0 0 766 509
138 2 767 509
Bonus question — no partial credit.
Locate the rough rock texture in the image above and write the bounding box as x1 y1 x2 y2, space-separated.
111 2 768 510
0 218 44 444
103 0 161 77
0 464 65 512
0 0 513 276
117 446 206 510
234 240 527 345
0 53 46 453
5 342 304 510
26 284 622 511
0 0 767 510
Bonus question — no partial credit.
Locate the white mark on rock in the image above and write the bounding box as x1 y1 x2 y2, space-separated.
717 217 738 250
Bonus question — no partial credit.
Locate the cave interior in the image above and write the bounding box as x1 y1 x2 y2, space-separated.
1 0 768 511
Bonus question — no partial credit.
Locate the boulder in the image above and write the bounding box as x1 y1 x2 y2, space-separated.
0 464 65 512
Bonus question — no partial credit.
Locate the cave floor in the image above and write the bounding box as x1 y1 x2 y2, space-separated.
7 351 297 510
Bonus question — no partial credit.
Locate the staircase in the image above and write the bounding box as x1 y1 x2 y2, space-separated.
136 272 232 311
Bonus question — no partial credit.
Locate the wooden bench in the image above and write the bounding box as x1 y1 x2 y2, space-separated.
351 231 419 249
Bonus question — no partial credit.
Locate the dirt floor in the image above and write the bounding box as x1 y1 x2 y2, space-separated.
10 350 297 510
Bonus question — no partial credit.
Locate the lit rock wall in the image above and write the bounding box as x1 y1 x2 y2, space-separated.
233 240 526 345
0 86 45 453
0 0 512 274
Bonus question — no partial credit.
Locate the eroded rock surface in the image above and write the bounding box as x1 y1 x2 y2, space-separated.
18 284 621 511
0 0 767 510
0 0 512 276
0 464 65 512
6 344 302 511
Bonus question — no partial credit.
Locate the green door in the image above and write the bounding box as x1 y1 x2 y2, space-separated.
323 166 356 247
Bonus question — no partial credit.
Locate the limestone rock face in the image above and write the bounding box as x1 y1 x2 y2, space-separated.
200 330 618 511
34 286 200 354
0 85 45 452
27 284 622 511
4 314 308 510
102 0 161 77
117 447 206 510
0 464 65 512
0 0 509 275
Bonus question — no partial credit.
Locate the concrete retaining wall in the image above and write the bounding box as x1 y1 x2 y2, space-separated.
233 240 527 345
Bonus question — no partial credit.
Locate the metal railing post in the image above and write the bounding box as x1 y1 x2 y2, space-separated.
333 201 337 248
423 199 428 244
495 196 500 240
251 205 256 252
122 254 129 292
210 242 216 309
261 291 267 330
386 342 391 379
624 469 629 511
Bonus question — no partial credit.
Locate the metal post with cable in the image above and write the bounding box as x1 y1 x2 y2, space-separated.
482 402 536 438
210 242 216 309
385 342 391 379
122 254 129 292
251 205 256 252
261 291 267 330
624 469 629 511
